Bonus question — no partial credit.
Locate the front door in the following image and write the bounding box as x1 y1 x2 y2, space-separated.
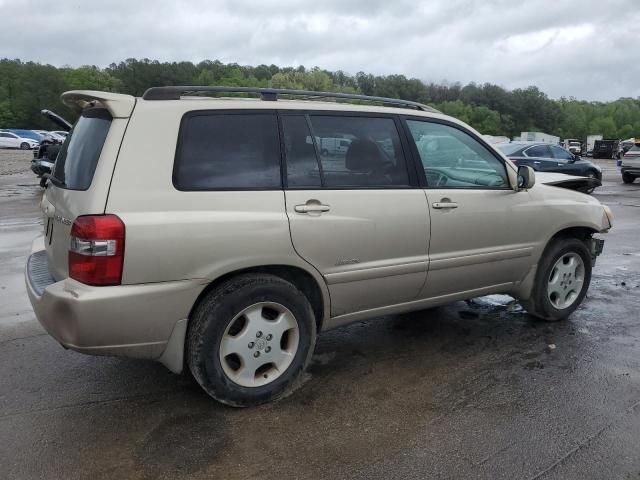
282 113 430 316
404 118 538 299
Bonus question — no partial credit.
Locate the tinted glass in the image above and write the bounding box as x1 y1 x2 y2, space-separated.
525 144 552 158
281 115 321 188
174 113 281 190
550 145 573 160
52 109 111 190
308 116 409 187
406 120 509 189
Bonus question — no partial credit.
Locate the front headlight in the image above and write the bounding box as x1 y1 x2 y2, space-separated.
603 205 614 228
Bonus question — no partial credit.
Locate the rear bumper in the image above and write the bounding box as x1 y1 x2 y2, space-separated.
25 241 205 370
621 166 640 176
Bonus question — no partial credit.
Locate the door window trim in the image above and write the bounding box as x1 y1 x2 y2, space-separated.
400 115 512 190
277 109 420 190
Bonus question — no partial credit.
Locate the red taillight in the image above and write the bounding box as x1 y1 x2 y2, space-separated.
69 215 125 286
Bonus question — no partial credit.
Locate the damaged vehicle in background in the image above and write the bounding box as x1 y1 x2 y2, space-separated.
31 109 72 187
496 142 602 194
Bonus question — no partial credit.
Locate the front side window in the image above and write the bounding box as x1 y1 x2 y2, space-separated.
174 113 281 190
307 115 410 187
550 145 573 160
406 120 509 189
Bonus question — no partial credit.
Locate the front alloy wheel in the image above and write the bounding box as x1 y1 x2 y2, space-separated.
547 253 585 309
521 237 592 321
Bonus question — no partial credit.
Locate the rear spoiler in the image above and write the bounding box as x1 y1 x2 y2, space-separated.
61 90 136 118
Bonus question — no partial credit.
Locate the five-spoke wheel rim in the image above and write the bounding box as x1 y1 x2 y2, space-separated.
547 252 585 310
219 302 300 388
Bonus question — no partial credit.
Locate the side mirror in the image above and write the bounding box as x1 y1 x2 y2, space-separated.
569 154 578 163
517 165 535 190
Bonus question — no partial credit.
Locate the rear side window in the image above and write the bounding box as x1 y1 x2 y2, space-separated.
310 115 409 187
174 113 281 190
52 109 112 190
525 144 552 158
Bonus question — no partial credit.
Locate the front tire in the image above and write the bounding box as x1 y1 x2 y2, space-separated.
20 142 30 150
584 171 598 194
187 274 317 407
521 237 592 321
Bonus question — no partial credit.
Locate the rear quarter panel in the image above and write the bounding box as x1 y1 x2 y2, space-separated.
105 101 330 319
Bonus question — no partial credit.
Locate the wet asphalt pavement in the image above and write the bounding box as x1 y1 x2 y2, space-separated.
1 150 639 479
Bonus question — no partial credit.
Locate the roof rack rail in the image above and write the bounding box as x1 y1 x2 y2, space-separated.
141 86 440 113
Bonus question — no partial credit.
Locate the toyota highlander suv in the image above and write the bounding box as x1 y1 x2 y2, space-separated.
25 87 613 406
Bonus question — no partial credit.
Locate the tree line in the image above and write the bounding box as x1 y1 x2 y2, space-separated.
1 58 639 140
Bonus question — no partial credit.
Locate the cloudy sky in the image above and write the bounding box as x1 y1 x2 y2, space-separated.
1 0 639 101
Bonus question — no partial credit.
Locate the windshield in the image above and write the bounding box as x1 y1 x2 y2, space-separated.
495 143 523 155
51 108 112 190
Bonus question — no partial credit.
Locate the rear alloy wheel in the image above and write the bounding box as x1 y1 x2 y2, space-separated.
521 237 592 321
219 302 300 388
20 142 30 150
187 274 316 406
622 173 635 184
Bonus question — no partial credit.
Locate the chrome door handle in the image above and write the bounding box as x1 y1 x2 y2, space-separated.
432 202 458 209
294 203 330 213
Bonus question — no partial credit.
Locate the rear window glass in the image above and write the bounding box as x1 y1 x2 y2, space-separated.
174 113 281 190
52 109 112 190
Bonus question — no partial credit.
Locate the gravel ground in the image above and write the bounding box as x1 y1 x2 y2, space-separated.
0 149 33 176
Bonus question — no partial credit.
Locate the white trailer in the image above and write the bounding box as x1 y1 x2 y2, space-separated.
586 135 603 156
520 131 560 144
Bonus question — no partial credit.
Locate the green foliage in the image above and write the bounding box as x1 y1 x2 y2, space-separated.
1 58 639 140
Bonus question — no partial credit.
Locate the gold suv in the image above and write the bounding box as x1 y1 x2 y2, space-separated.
25 87 612 406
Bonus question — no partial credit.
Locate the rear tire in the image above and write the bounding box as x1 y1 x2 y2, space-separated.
187 274 317 407
622 173 635 184
20 142 30 150
521 237 592 322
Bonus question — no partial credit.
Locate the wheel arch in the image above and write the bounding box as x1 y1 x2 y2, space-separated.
512 225 599 303
187 264 329 332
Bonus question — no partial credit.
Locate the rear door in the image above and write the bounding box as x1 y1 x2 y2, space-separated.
283 112 430 317
523 144 556 172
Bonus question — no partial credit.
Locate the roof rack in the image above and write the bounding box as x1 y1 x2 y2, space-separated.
141 86 440 113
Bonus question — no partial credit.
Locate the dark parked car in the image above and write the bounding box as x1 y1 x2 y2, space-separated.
593 139 621 159
497 142 602 193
